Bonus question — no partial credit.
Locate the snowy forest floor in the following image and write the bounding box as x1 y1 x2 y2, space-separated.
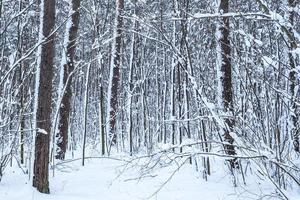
1 154 300 200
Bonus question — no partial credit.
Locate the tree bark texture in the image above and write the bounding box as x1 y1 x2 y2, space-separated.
218 0 237 167
56 0 81 160
108 0 124 145
288 0 299 153
33 0 55 193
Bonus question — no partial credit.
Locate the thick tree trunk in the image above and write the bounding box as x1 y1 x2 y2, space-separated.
218 0 237 168
56 0 81 160
33 0 55 193
107 0 124 148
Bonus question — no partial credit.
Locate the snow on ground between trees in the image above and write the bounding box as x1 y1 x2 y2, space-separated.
1 157 299 200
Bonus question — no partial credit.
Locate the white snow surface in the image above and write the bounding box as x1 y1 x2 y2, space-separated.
1 155 299 200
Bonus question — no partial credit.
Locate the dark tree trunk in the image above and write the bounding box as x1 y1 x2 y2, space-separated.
288 0 299 153
218 0 237 168
108 0 124 145
100 86 105 155
56 0 81 160
33 0 55 194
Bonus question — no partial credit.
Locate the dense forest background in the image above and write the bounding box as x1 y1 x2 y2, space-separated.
0 0 299 199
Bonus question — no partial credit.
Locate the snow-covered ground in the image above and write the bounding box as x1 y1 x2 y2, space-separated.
0 157 299 200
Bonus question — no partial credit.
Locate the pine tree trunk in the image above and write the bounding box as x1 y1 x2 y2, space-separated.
107 0 124 148
33 0 55 193
56 0 81 160
218 0 237 168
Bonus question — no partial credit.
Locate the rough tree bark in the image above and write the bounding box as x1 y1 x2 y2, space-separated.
106 0 124 148
218 0 237 168
33 0 55 193
56 0 81 160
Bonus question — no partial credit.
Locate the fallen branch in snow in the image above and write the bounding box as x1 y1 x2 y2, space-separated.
146 157 190 200
121 141 300 193
177 151 267 160
52 156 125 168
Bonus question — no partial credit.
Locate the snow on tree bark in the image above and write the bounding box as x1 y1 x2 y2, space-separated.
106 0 124 149
217 0 237 168
288 0 299 153
56 0 81 160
